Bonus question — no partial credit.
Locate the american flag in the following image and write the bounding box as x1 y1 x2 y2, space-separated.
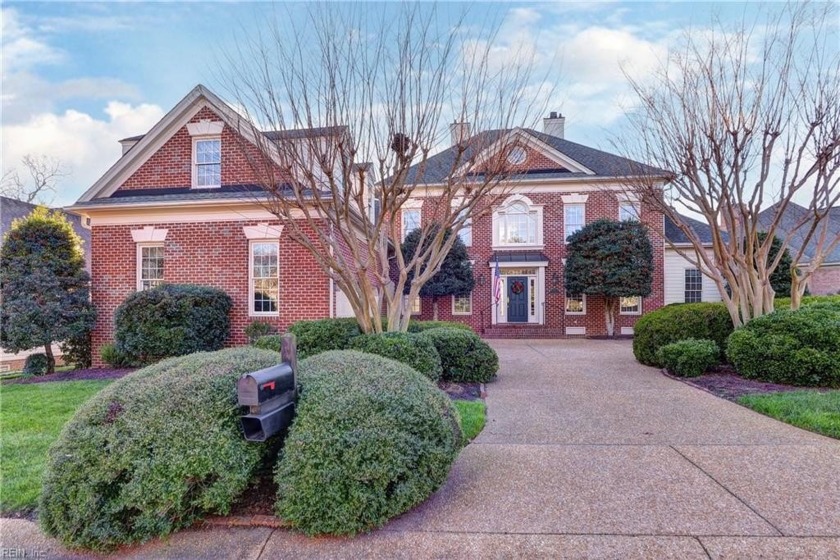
493 264 502 305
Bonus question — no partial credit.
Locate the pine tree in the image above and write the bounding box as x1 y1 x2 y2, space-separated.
1 207 96 373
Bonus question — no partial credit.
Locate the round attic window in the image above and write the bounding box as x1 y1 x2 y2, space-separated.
507 146 527 165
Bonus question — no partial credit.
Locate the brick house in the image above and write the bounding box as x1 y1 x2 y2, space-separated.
397 115 669 338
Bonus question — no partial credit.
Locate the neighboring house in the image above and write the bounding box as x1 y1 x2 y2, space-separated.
662 215 724 305
757 202 840 295
0 196 91 370
67 85 345 366
398 115 670 337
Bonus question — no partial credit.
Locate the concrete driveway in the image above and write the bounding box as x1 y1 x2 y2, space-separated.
3 339 839 558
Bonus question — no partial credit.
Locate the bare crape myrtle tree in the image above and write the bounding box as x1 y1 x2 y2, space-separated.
1 154 67 205
221 5 547 332
620 3 839 326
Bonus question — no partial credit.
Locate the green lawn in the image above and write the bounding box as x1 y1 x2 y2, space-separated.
738 390 840 440
1 380 112 514
454 399 486 442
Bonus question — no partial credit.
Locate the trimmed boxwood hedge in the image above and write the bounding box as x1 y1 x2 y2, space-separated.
727 303 840 387
657 339 719 378
288 318 362 359
349 332 443 381
418 327 498 383
633 303 733 367
274 350 461 535
407 320 472 333
39 347 281 551
252 334 282 353
113 284 232 365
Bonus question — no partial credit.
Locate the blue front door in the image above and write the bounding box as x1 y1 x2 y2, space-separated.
507 276 528 323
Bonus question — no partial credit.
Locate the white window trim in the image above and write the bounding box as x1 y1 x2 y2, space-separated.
565 292 586 315
492 194 544 250
452 201 473 247
564 202 586 243
191 136 222 189
452 293 472 315
619 296 643 315
136 242 164 292
249 239 280 317
401 207 421 242
619 200 641 221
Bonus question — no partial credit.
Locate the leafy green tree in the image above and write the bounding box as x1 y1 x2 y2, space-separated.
402 226 474 321
1 207 95 373
564 219 653 337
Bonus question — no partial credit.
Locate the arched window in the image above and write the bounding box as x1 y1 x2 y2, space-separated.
494 197 542 246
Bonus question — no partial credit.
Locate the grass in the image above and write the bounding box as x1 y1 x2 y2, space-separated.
454 399 486 442
0 380 112 514
738 390 840 440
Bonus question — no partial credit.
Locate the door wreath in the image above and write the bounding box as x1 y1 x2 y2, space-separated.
510 280 525 295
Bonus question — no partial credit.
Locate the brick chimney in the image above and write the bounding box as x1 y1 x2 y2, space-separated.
543 111 565 139
450 122 471 145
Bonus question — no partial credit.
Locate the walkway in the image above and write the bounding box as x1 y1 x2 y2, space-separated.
3 340 839 558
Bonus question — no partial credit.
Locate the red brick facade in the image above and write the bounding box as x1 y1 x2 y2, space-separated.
809 265 840 295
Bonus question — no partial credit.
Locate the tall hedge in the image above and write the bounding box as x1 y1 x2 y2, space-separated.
274 351 461 535
288 318 362 358
349 332 443 381
633 303 734 367
113 284 232 365
418 327 498 383
39 348 281 550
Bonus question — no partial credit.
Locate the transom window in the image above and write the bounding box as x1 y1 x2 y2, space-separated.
564 203 585 241
453 293 472 315
619 296 642 315
685 269 703 303
565 292 585 314
402 208 421 241
250 241 279 315
193 138 221 188
137 244 164 291
619 201 640 221
497 202 538 245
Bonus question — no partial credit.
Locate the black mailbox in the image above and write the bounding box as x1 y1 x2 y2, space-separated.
237 334 298 442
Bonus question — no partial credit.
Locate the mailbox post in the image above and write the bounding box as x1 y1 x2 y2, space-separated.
237 333 298 442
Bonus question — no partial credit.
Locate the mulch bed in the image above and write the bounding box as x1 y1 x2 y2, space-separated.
438 381 483 400
674 365 829 401
229 473 277 518
3 368 135 385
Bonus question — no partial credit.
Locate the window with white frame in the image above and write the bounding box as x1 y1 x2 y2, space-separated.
193 137 221 188
137 244 164 291
619 201 640 221
456 207 472 246
565 292 585 314
496 201 539 245
250 241 279 315
684 269 703 303
403 294 421 315
453 293 472 315
619 296 642 315
401 208 421 241
564 203 585 241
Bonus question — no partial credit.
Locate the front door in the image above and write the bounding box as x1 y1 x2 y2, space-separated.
507 276 528 323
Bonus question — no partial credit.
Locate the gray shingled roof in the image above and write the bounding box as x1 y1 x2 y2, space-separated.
119 126 347 145
403 128 668 184
664 214 727 245
77 184 329 207
758 202 840 264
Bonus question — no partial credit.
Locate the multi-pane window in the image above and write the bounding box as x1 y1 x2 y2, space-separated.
497 202 538 245
619 296 642 314
565 292 585 314
138 245 164 291
564 204 585 241
453 294 472 315
619 201 640 221
250 241 279 315
456 208 472 246
193 138 221 187
402 208 421 241
403 295 421 315
685 268 703 303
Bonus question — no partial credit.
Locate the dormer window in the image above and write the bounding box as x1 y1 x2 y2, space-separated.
193 138 221 188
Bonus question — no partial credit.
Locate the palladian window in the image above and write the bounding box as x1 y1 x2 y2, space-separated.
493 196 543 247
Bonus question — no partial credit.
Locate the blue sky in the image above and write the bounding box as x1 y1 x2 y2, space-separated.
1 2 798 206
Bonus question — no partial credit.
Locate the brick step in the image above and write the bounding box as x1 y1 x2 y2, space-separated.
481 326 572 339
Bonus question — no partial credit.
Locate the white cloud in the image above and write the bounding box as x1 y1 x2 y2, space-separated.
1 8 62 71
2 102 165 206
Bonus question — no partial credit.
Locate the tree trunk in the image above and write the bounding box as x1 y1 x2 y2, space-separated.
44 343 55 375
604 297 617 337
432 297 439 321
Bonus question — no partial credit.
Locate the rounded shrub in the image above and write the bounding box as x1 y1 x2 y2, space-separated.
252 334 282 353
407 320 472 333
726 305 840 387
113 284 232 365
633 303 733 367
39 347 281 551
245 320 277 343
349 332 442 381
418 328 498 383
657 339 719 378
99 342 138 368
288 318 362 358
274 350 461 535
23 353 48 376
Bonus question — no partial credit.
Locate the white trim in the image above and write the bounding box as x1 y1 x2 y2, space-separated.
402 198 424 209
136 242 164 291
243 223 283 239
566 326 586 335
621 326 635 335
130 226 168 243
187 120 224 136
452 293 472 315
191 136 222 189
249 240 280 317
486 260 549 269
619 296 643 315
565 292 586 315
75 204 310 227
564 202 586 242
561 193 589 204
461 128 595 176
619 200 641 221
493 194 544 248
